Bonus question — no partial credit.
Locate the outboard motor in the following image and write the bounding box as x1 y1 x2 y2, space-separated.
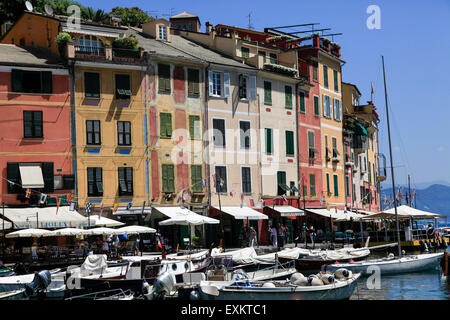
145 272 175 300
232 269 249 281
24 270 52 296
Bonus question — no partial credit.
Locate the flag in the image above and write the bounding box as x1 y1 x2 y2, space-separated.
40 193 47 204
230 190 235 197
25 188 31 199
282 194 287 203
249 199 254 207
85 201 92 214
99 203 104 217
157 236 162 249
201 179 206 189
67 193 72 203
113 203 119 213
371 82 374 95
56 197 61 214
126 202 132 210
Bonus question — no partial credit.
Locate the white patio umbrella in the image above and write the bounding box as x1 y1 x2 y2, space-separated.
85 227 126 236
5 228 52 238
83 215 125 227
116 225 156 235
43 228 90 237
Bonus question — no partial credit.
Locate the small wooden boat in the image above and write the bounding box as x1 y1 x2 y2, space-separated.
326 252 444 276
197 273 361 300
0 289 28 300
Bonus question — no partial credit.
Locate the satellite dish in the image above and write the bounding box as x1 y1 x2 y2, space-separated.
25 1 34 12
44 4 53 15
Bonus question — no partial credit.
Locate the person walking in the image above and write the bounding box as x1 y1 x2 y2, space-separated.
279 224 285 248
269 225 278 248
302 223 308 248
309 225 316 249
250 226 257 247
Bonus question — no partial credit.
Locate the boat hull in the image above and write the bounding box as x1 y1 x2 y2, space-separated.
326 252 444 276
279 254 368 273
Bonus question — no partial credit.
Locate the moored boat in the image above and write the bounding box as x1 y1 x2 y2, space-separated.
0 289 28 300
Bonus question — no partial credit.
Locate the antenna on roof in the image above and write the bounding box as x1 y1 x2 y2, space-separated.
246 12 254 30
44 3 54 16
25 1 34 12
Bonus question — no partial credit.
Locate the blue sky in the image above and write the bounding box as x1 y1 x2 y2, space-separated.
76 0 450 190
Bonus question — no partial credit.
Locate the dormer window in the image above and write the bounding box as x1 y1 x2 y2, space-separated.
159 25 167 41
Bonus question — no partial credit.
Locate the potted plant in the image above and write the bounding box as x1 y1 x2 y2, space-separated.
56 32 72 56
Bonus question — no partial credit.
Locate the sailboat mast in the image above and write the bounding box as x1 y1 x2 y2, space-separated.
382 56 402 256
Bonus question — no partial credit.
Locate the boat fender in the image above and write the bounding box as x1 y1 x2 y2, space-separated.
388 253 395 259
142 280 151 295
318 273 335 284
293 278 309 286
423 241 429 252
262 282 276 288
308 275 324 286
190 290 200 300
290 272 306 283
334 268 350 279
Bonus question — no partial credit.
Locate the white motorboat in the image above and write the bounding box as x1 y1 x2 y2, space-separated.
326 252 444 276
0 269 63 293
0 289 28 300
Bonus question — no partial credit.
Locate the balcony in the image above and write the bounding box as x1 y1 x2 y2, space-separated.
377 153 387 182
66 41 143 63
112 47 142 63
325 148 331 161
74 45 107 60
309 148 317 160
332 149 341 162
352 135 367 154
344 154 354 167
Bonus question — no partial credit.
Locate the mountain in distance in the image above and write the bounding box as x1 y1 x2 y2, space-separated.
381 184 450 217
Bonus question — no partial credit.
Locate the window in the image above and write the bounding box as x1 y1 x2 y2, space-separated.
333 69 339 92
188 24 192 31
161 164 175 193
115 74 131 100
187 69 200 97
323 65 329 88
368 160 372 184
117 121 131 146
345 175 350 197
118 167 133 196
239 75 248 99
326 173 330 195
75 35 104 55
239 121 251 149
158 64 171 93
209 71 230 98
86 120 101 145
23 111 43 138
12 69 52 94
333 99 342 121
308 131 315 159
159 25 167 40
212 71 222 96
277 171 286 196
333 174 339 197
215 166 227 193
309 174 316 197
213 119 226 147
160 113 172 138
241 167 252 194
299 91 305 113
258 51 266 63
285 130 294 156
264 81 272 105
84 72 100 98
313 96 319 116
323 95 332 118
265 128 273 154
241 47 250 59
285 86 292 109
325 136 329 160
269 53 277 64
189 115 201 140
332 137 338 158
312 65 318 82
87 167 103 197
191 165 202 193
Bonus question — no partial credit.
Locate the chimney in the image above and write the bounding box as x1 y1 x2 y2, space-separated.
205 22 212 34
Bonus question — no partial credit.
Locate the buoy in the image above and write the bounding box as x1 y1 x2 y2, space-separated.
262 282 276 288
318 272 335 284
290 272 306 283
334 268 350 279
308 275 324 286
349 259 355 263
293 278 309 286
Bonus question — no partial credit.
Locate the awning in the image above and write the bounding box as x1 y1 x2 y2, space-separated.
306 208 366 221
355 121 368 136
62 27 121 38
19 164 44 188
0 218 12 230
268 206 305 217
363 205 445 220
152 206 207 220
213 206 268 220
113 206 153 215
2 206 87 229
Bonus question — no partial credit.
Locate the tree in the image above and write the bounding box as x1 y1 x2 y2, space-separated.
81 7 108 22
110 7 153 27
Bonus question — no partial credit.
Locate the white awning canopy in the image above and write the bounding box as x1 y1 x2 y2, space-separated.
307 208 366 221
269 205 305 217
62 27 121 38
2 206 87 229
213 206 268 220
80 215 124 227
113 206 152 215
0 218 12 230
19 164 44 188
152 206 218 224
363 205 445 220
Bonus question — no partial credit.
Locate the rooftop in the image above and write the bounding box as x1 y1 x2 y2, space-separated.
0 44 64 68
170 12 200 20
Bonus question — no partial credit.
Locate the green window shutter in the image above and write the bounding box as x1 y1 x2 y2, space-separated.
333 69 339 92
323 65 328 88
158 64 171 93
11 69 23 92
309 174 316 196
345 176 350 197
270 53 277 64
299 91 305 113
188 69 199 97
286 130 294 156
191 165 202 192
333 175 339 196
241 47 249 58
265 128 272 154
85 72 100 98
115 74 130 99
41 71 52 94
308 131 314 149
162 164 174 192
189 115 200 140
285 86 292 109
264 81 272 105
312 65 318 82
326 173 330 194
314 96 319 116
160 113 172 138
